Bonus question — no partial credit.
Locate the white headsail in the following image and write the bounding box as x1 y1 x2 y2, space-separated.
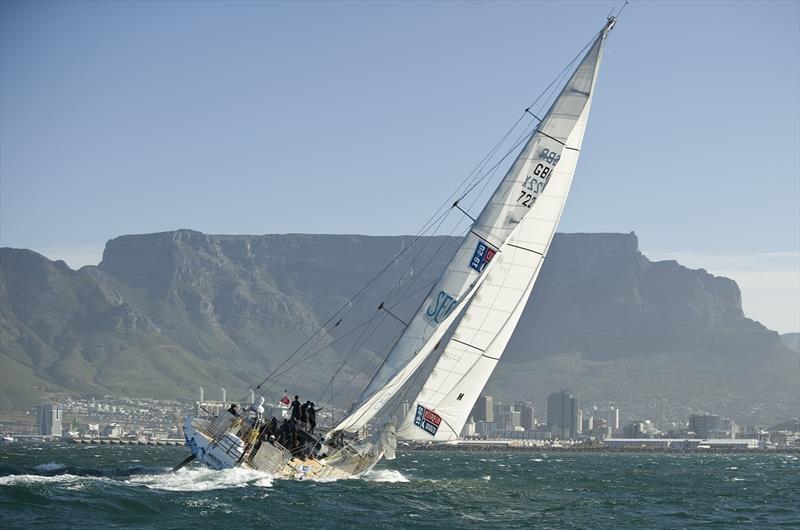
330 19 614 437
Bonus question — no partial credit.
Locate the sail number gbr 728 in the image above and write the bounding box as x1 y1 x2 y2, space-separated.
517 147 561 208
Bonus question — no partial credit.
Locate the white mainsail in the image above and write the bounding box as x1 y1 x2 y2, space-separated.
330 19 614 437
396 97 594 440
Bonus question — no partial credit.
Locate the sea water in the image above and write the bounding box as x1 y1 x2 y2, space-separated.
1 442 798 528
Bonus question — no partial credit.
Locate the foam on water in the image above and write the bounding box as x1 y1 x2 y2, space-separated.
128 466 274 491
0 473 87 486
361 469 409 483
35 462 66 472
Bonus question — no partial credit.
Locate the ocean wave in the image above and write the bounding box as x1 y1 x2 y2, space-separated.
361 469 409 483
127 466 274 491
34 462 66 472
0 473 86 486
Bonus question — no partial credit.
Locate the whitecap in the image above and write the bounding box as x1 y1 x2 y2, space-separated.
361 469 409 483
35 462 66 472
481 475 491 481
128 466 273 491
0 473 85 486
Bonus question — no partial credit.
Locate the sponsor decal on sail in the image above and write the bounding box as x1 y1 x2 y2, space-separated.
469 240 496 273
425 290 459 324
413 404 442 436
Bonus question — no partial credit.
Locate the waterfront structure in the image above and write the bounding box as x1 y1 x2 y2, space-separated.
547 390 580 439
100 423 123 438
604 438 758 450
37 403 63 437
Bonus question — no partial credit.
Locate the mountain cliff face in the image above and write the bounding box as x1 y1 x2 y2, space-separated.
1 230 796 423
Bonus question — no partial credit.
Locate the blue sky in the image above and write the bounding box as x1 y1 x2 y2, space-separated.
1 1 798 332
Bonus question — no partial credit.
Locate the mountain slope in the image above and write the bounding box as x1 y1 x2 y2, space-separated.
1 230 796 424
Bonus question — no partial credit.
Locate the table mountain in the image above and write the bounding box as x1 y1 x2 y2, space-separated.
1 230 796 424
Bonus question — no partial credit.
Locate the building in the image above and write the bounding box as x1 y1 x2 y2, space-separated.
38 403 63 437
547 390 580 439
590 418 611 440
471 395 494 423
598 406 620 431
582 415 594 433
474 421 497 436
494 403 520 431
100 423 124 438
622 419 661 438
689 414 722 437
518 401 535 431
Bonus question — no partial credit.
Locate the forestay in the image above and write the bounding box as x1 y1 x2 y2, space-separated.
330 20 613 437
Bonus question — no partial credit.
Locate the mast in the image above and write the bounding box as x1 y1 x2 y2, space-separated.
330 17 616 438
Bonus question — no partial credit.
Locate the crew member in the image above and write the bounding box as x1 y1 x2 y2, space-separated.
300 400 310 430
308 402 317 434
291 395 302 421
250 396 265 420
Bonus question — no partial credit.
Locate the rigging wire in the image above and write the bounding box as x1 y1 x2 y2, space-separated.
325 29 606 433
249 29 603 412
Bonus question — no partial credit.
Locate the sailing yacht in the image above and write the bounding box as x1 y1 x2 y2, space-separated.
179 15 618 480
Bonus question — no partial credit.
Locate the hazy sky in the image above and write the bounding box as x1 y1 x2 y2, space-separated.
1 1 798 332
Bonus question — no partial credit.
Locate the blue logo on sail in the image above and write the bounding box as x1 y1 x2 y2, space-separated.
425 290 458 324
469 241 496 273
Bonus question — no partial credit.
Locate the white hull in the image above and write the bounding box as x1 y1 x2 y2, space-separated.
182 412 385 480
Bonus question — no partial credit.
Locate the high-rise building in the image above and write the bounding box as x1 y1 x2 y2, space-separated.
471 395 494 423
547 390 580 439
38 403 63 437
221 388 227 403
517 401 535 431
582 415 594 433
